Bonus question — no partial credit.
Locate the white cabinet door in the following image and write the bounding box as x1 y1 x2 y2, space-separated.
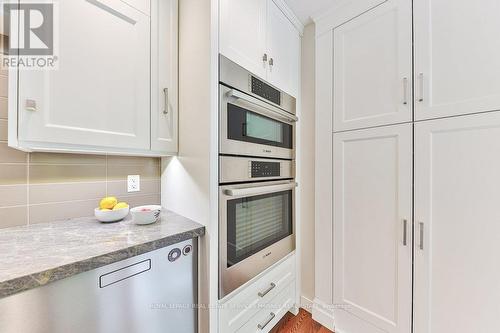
266 0 300 97
219 0 267 78
18 0 150 151
333 124 412 333
414 112 500 333
333 0 412 132
151 0 178 154
414 0 500 120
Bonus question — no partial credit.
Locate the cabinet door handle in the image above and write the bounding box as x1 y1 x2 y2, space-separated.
262 53 268 63
418 73 424 102
403 77 408 105
419 222 424 250
163 88 169 114
257 312 276 330
269 57 274 67
402 219 408 246
258 282 276 297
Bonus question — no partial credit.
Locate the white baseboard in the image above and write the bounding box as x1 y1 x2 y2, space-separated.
312 298 335 331
300 295 314 313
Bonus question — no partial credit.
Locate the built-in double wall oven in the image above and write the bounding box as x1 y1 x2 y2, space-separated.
219 55 297 299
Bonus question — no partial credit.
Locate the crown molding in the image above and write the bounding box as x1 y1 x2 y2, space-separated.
272 0 305 36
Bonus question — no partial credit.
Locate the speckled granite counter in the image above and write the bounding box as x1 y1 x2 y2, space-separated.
0 210 205 299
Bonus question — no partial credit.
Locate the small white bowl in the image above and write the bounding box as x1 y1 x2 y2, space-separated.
94 206 130 223
130 205 162 225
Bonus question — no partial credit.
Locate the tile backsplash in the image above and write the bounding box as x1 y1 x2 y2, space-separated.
0 70 161 229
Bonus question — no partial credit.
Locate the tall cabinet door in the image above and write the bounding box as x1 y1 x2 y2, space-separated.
333 0 412 132
414 112 500 333
414 0 500 120
18 0 151 150
151 0 178 153
266 0 300 97
219 0 267 78
333 124 412 333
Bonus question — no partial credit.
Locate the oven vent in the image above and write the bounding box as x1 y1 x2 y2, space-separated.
251 76 281 106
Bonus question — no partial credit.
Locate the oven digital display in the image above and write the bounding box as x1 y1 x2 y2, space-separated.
251 76 281 105
251 161 280 178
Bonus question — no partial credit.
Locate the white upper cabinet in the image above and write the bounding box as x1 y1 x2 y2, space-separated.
267 0 300 97
414 112 500 333
151 0 178 153
219 0 268 79
333 0 412 132
219 0 300 97
333 124 412 333
414 0 500 120
10 0 178 156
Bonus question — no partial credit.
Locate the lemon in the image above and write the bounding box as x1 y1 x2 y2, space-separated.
99 197 118 210
100 208 112 211
113 202 129 210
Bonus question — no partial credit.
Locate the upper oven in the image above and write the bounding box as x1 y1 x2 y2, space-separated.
219 56 297 160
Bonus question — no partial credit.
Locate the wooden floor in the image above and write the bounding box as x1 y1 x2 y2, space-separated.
270 309 333 333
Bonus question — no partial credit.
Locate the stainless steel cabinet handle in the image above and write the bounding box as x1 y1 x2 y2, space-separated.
269 57 274 67
403 77 408 105
418 73 424 102
163 88 169 114
258 282 276 297
402 219 408 246
419 222 424 250
262 53 268 63
257 312 276 330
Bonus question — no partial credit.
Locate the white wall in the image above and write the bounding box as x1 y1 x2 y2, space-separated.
299 23 316 308
161 0 214 331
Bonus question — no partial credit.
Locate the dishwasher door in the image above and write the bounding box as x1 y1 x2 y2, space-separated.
0 239 197 333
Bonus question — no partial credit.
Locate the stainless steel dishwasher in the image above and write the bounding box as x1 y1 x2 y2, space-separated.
0 239 197 333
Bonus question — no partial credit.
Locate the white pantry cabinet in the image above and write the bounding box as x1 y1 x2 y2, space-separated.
9 0 178 156
414 112 500 333
414 0 500 120
219 0 300 97
332 124 412 333
333 0 412 132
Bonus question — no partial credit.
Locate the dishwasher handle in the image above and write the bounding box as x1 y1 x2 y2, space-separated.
99 259 151 288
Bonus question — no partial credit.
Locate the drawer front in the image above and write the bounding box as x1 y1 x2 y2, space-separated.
236 281 296 333
219 254 295 333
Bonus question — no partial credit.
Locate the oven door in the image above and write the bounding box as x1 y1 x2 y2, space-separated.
219 180 296 299
220 84 297 159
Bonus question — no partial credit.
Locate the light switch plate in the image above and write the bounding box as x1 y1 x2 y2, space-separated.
127 175 140 192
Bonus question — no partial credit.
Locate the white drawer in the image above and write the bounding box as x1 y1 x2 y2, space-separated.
236 281 296 333
219 254 295 333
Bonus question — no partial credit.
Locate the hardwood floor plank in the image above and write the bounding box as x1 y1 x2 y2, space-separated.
270 309 333 333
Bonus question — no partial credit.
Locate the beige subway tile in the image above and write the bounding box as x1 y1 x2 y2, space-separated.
107 156 160 166
29 199 97 224
0 142 27 163
29 181 106 205
0 185 27 207
0 119 7 141
0 164 27 185
0 206 27 228
29 165 106 184
107 164 160 181
107 179 160 198
30 153 106 165
0 97 7 119
0 75 7 98
121 194 161 208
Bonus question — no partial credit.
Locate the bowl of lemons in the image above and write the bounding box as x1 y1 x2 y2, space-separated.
94 197 130 223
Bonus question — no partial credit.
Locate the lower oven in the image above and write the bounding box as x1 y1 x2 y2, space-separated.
219 179 296 299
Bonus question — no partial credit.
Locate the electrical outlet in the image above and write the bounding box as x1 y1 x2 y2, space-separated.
127 175 140 192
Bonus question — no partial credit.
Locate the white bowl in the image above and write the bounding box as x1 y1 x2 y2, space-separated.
130 205 162 225
94 206 130 223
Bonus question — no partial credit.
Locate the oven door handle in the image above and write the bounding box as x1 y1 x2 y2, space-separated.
224 182 297 197
227 89 299 123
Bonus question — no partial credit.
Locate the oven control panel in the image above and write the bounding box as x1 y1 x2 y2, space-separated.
250 161 281 178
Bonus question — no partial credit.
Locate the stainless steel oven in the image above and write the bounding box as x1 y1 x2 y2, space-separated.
219 55 297 160
219 179 296 299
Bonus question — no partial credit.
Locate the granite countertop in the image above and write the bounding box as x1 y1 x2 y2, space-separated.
0 210 205 299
